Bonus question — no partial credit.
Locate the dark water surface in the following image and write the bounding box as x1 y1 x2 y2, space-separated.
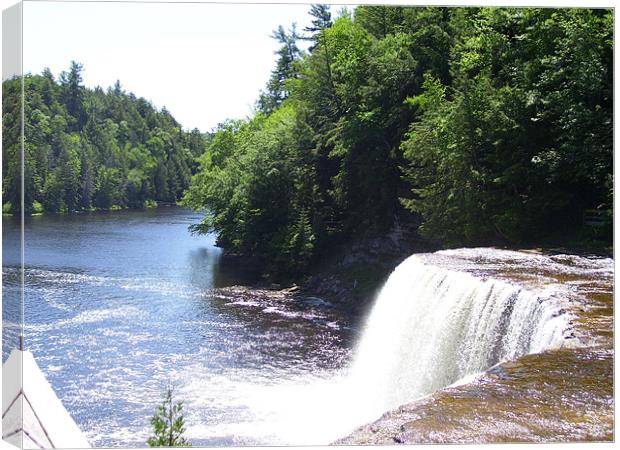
2 207 352 447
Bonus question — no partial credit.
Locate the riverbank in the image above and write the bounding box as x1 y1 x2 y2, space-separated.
286 223 612 321
213 219 435 323
300 222 435 316
2 200 166 217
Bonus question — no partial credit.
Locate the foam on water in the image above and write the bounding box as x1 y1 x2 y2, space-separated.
170 251 578 445
18 247 597 446
25 306 145 332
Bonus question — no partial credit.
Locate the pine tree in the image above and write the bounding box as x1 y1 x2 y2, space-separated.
303 4 333 51
258 24 302 113
59 61 86 130
78 139 95 209
147 386 191 447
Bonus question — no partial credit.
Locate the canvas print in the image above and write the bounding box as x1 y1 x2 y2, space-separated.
2 1 614 448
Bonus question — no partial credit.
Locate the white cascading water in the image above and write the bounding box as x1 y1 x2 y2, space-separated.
184 251 574 445
347 254 570 418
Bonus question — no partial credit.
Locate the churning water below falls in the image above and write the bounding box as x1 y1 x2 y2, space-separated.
2 209 613 446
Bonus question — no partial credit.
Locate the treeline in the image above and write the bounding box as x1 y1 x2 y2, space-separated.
183 5 613 279
2 62 206 214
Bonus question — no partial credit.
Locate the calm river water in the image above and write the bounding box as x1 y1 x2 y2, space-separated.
2 207 353 447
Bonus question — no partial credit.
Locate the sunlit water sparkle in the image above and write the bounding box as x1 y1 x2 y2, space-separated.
3 208 610 446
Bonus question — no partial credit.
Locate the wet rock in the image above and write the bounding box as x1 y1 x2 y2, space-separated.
551 308 566 318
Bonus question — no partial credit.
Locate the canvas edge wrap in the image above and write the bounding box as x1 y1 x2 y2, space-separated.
3 2 24 449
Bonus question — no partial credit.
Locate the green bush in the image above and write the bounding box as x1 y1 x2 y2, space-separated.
32 201 44 215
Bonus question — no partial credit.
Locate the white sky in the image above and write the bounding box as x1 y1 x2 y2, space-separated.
23 1 318 132
18 0 615 133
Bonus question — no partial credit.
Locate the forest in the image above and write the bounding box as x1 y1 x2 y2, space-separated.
2 62 205 214
2 6 613 280
182 6 613 277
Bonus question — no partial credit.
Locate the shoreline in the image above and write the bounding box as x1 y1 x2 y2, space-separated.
217 234 613 317
1 200 174 218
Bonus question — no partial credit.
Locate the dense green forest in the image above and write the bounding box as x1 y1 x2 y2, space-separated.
2 62 205 214
183 5 613 278
2 6 612 280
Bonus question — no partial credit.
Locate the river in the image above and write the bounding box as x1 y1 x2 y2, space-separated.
2 207 354 446
2 207 614 446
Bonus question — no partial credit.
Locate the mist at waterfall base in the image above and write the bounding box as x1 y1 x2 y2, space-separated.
184 253 573 445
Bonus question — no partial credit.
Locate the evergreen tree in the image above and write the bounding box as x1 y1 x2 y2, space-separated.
58 143 80 212
304 4 333 51
59 61 86 130
258 24 303 113
2 62 201 215
78 139 95 209
147 385 191 448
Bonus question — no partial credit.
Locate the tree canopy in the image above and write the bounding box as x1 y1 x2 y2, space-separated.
2 62 205 214
184 5 613 279
4 6 611 279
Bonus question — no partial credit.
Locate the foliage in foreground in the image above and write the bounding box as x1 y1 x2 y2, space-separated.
184 6 613 278
147 385 191 447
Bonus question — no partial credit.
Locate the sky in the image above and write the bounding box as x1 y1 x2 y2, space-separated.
23 1 319 132
18 0 609 132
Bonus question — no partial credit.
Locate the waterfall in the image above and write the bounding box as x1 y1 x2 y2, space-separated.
194 251 576 446
347 254 571 417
